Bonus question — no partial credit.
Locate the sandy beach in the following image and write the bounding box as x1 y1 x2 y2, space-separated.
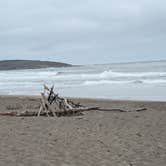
0 96 166 166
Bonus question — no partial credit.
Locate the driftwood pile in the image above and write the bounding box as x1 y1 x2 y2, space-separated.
37 85 98 117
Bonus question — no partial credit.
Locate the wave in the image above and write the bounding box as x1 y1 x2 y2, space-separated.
83 80 132 85
82 79 166 86
54 70 166 80
1 69 165 82
143 79 166 84
99 70 166 78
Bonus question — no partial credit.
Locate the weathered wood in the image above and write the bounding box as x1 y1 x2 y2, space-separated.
40 94 50 117
135 108 147 112
37 106 43 117
0 112 18 116
96 108 147 112
37 85 99 117
63 98 73 110
48 85 54 103
41 93 56 117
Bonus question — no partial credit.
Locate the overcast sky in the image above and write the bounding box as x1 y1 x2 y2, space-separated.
0 0 166 64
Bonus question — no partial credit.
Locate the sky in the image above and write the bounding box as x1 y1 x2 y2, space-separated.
0 0 166 64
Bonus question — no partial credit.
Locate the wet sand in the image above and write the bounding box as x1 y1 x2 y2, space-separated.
0 96 166 166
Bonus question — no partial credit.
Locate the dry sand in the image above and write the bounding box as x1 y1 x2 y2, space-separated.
0 96 166 166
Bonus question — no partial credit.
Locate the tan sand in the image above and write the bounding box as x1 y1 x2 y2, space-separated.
0 95 166 166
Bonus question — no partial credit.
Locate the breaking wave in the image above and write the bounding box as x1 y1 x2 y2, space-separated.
54 70 166 80
99 70 166 78
82 79 166 86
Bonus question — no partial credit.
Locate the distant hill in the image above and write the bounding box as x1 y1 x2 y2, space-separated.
0 60 72 71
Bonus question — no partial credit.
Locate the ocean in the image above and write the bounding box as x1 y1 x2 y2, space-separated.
0 61 166 101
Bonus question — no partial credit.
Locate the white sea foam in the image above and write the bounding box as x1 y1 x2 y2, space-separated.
82 79 166 86
82 80 132 85
143 79 166 84
99 70 166 78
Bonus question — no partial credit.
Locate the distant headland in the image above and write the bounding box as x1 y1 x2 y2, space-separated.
0 60 72 71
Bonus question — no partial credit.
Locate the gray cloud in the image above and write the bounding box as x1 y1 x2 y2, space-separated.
0 0 166 64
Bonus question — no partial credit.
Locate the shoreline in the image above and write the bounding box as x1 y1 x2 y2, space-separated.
0 94 166 103
0 95 166 113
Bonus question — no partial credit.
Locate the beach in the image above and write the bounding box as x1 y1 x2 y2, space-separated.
1 0 166 165
0 96 166 166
